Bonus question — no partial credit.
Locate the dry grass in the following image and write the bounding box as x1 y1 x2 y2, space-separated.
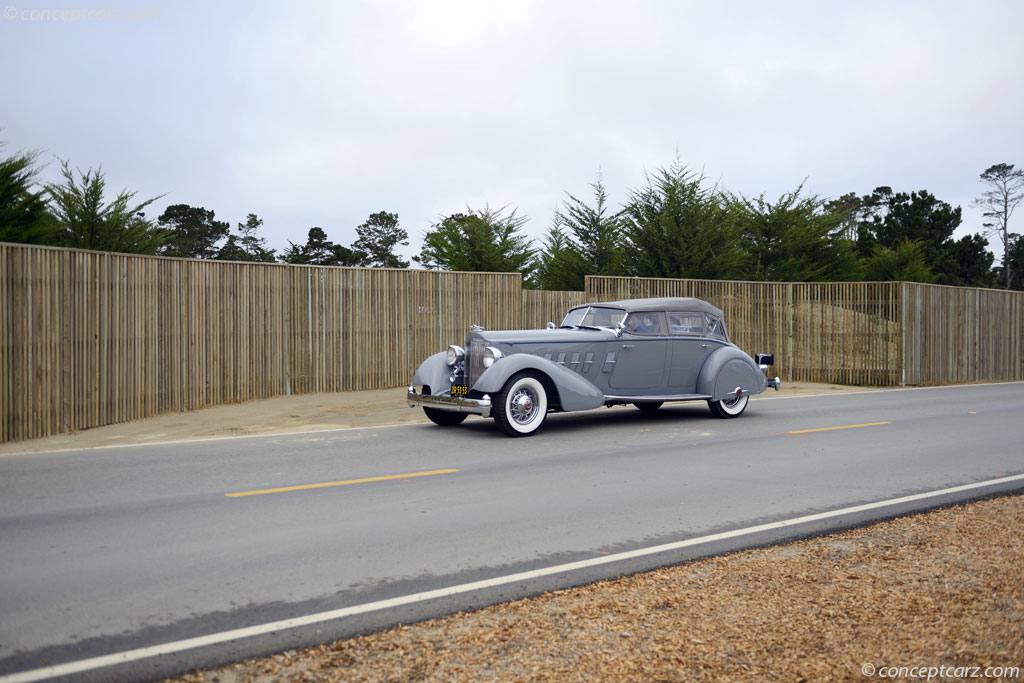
169 495 1024 682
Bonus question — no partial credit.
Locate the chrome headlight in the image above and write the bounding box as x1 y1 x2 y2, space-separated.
446 345 465 366
482 346 504 368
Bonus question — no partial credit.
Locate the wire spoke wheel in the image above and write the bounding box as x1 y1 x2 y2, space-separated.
494 372 548 436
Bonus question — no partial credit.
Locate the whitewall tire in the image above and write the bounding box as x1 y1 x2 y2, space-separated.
707 394 748 418
494 372 548 437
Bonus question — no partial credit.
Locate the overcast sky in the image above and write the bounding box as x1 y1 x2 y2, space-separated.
3 0 1023 264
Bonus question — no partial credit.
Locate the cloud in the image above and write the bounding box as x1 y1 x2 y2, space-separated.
3 0 1022 259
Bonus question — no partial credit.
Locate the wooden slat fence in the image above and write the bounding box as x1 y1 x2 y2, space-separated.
522 289 587 328
586 276 1022 387
788 282 902 386
903 282 1024 385
5 245 1023 443
1 244 521 442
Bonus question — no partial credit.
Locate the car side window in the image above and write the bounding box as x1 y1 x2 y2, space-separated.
706 315 728 340
624 312 667 335
667 312 708 336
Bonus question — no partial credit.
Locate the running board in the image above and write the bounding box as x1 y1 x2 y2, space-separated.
604 393 712 402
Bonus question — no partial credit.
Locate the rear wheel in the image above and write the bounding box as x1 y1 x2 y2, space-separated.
493 372 548 437
707 394 748 418
423 407 468 426
634 402 663 413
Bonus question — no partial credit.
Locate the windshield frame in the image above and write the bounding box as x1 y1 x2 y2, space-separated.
560 305 627 330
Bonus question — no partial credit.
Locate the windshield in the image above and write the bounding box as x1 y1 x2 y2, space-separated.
560 305 626 329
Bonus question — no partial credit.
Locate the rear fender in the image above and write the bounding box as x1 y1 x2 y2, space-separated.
473 354 605 411
697 347 766 400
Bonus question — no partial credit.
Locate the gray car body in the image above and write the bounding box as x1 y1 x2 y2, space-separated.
411 297 772 411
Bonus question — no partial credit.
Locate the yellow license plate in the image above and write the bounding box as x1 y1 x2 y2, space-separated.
451 385 468 397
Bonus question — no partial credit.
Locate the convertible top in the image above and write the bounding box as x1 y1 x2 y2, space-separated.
578 297 725 319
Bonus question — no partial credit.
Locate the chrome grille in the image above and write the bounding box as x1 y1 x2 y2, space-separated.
467 337 486 389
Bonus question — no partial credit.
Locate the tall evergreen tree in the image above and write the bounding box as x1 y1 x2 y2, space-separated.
854 188 961 266
46 161 166 254
555 176 624 278
0 145 58 245
1004 235 1024 291
352 211 409 268
534 175 625 290
621 162 745 280
531 226 588 290
861 240 935 283
282 227 366 266
414 206 534 276
214 235 248 262
216 213 275 262
938 233 995 288
823 192 864 241
973 163 1024 289
157 204 229 259
849 186 993 286
729 185 860 282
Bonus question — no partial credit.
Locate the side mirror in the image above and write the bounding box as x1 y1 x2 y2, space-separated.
546 321 556 329
614 321 625 338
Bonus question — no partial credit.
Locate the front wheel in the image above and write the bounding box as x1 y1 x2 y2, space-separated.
707 394 748 418
423 407 468 426
493 372 548 437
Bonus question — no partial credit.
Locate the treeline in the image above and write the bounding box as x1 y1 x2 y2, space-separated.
3 145 1022 290
532 163 1023 291
0 148 412 269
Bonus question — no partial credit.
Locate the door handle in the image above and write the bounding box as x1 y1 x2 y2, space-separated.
701 344 710 348
622 344 636 349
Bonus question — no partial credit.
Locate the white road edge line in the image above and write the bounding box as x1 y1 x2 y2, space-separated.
4 472 1023 683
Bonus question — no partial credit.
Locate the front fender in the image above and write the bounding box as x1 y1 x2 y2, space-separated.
697 347 766 400
473 354 605 411
412 351 451 394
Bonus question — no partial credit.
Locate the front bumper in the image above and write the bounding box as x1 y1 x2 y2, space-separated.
407 386 492 418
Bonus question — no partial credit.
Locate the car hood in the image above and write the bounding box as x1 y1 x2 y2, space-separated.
468 327 613 348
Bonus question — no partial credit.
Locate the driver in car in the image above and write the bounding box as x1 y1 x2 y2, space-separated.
628 314 658 333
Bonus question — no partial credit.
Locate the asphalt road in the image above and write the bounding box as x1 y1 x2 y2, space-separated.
2 383 1023 682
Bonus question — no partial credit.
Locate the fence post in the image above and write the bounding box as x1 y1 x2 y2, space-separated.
975 288 981 383
900 281 907 387
283 268 291 396
785 282 794 382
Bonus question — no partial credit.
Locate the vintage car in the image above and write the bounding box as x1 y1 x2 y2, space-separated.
407 297 780 437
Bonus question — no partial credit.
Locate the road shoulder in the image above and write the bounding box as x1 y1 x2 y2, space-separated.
0 381 875 455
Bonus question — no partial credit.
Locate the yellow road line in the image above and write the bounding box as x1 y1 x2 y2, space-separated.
787 422 891 435
226 468 459 498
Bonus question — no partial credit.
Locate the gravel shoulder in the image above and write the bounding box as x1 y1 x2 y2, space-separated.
169 495 1024 682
